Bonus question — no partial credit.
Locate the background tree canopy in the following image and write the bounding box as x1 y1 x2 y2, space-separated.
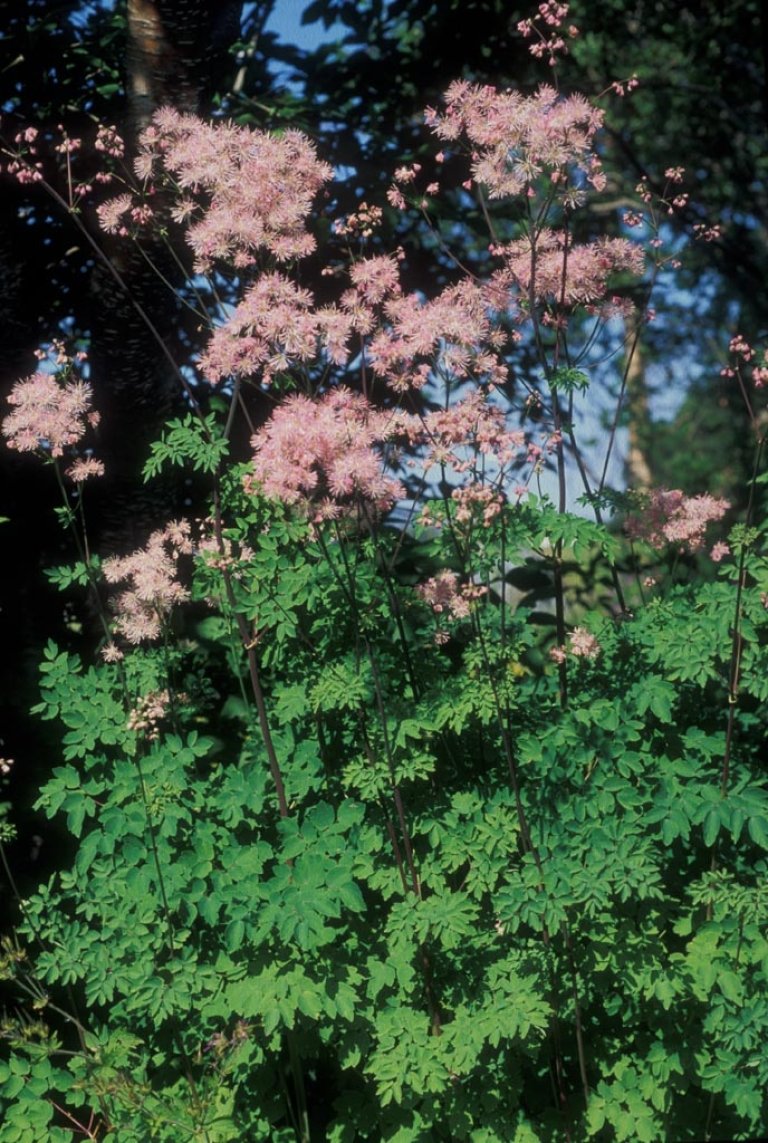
1 0 765 885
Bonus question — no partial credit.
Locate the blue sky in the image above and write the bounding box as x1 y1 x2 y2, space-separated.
263 2 344 50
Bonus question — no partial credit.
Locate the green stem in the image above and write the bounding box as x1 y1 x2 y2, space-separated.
287 1033 311 1143
564 921 590 1107
211 484 289 819
719 436 764 798
133 748 210 1138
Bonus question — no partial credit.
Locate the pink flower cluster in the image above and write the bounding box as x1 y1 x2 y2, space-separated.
410 393 560 528
197 525 254 576
129 108 333 270
721 334 768 388
491 231 644 309
417 571 487 641
569 627 601 658
426 81 604 201
348 254 402 307
5 122 123 200
200 255 405 386
368 279 504 392
246 388 409 518
549 626 601 662
5 126 43 184
103 521 193 643
333 201 384 239
66 457 105 483
200 273 325 385
96 193 138 235
3 370 99 457
416 570 472 620
95 124 124 159
624 488 730 553
609 75 639 98
418 389 526 474
451 482 505 527
692 222 722 244
53 129 81 158
127 689 172 740
517 1 578 61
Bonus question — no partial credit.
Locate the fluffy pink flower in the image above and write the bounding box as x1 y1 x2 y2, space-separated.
368 279 501 391
100 641 124 663
3 371 99 457
404 391 526 524
103 521 192 643
96 193 134 234
386 185 407 210
419 390 526 473
349 254 402 305
127 689 172 740
200 273 321 385
134 109 332 271
200 271 360 385
66 457 105 482
491 230 644 308
416 570 471 620
451 482 504 526
625 488 730 553
247 388 410 516
315 306 356 366
568 627 601 658
428 81 603 200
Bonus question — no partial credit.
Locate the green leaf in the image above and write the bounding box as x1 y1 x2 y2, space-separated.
649 684 674 724
225 919 246 953
703 807 721 847
550 366 590 393
747 815 768 848
718 969 744 1004
333 983 357 1022
297 987 323 1020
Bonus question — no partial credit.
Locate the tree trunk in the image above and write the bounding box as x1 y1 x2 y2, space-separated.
624 312 653 490
88 0 243 553
126 0 242 135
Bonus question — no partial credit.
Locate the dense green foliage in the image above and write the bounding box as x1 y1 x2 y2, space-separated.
2 474 768 1140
